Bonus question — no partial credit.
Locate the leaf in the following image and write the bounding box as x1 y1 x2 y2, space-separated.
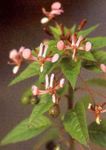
78 24 99 37
1 116 51 145
92 50 106 64
89 120 106 147
49 25 61 40
79 95 91 110
9 62 39 86
29 95 52 125
78 51 95 61
64 101 89 146
61 59 81 89
70 24 76 34
87 78 106 87
88 37 106 49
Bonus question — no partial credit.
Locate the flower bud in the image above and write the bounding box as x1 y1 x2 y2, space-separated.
49 104 60 117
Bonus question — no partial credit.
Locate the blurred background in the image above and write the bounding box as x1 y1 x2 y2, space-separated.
0 0 106 149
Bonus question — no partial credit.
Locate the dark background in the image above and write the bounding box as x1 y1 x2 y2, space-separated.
0 0 106 149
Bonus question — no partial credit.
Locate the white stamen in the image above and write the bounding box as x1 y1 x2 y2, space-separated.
52 94 56 103
38 43 43 57
13 66 19 74
96 116 101 125
42 45 48 58
88 103 92 109
50 74 55 88
45 74 49 89
40 64 44 72
76 36 83 47
59 78 65 88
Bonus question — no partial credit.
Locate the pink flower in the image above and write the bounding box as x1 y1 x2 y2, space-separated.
9 47 25 74
57 34 92 61
88 103 106 124
41 2 64 24
33 43 59 72
32 74 65 103
100 64 106 73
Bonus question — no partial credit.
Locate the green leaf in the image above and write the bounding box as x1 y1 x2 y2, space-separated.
64 101 89 146
1 116 51 145
88 37 106 49
87 78 106 87
89 120 106 147
29 95 52 125
78 24 99 37
92 50 106 64
9 62 39 86
61 59 81 89
79 95 91 110
49 25 61 40
78 51 95 61
70 24 76 34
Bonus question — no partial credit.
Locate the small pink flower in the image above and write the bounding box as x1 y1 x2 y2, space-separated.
57 34 92 61
33 43 59 72
32 74 65 103
100 64 106 73
9 47 33 74
88 103 106 124
9 47 25 74
41 2 64 24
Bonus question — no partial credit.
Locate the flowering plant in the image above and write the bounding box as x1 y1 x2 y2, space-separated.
1 1 106 149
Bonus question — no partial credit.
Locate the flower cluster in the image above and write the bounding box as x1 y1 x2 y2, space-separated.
88 103 106 124
57 33 92 61
41 1 64 24
8 43 59 73
32 74 65 104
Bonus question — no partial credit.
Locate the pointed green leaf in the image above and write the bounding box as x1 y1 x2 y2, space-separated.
78 24 99 37
92 50 106 64
9 62 39 86
1 116 51 145
61 59 81 89
70 24 76 34
89 120 106 147
49 26 61 40
64 101 89 146
29 95 52 125
88 37 106 49
78 51 95 61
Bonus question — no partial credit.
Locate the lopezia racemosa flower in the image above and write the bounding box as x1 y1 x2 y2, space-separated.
57 33 92 61
88 103 106 125
41 1 64 24
8 47 31 74
32 74 65 104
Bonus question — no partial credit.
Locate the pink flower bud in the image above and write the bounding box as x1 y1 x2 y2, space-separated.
57 40 65 50
85 42 92 51
22 49 31 59
51 2 61 10
52 54 59 62
100 64 106 73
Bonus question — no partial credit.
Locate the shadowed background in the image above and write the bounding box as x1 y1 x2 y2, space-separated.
0 0 106 149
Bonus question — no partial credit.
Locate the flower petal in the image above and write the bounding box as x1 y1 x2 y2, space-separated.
22 49 31 59
85 42 92 51
52 54 59 63
100 64 106 73
57 40 65 50
51 2 61 10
